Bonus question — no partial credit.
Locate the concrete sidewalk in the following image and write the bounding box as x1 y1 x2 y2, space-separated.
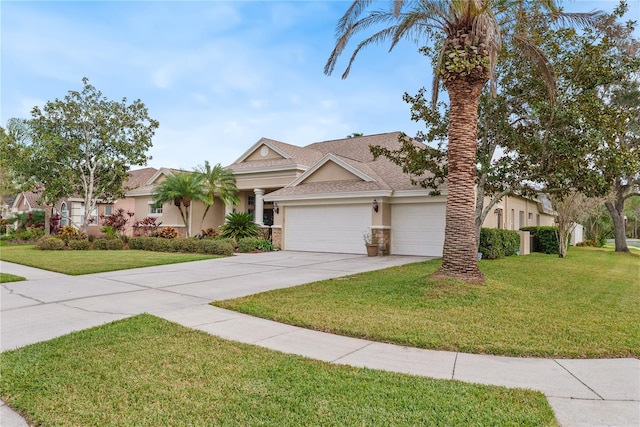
1 252 639 426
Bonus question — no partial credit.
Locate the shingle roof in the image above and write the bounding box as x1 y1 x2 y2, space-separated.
227 138 324 171
123 167 158 191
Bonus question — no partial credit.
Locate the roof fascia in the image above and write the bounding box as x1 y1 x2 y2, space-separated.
232 138 293 164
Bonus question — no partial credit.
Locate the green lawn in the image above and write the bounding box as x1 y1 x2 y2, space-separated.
0 273 26 283
0 245 219 275
215 247 640 358
0 315 556 426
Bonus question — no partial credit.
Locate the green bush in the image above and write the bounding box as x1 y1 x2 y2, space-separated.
58 226 87 244
521 226 559 254
170 238 198 253
93 238 124 250
36 236 65 250
195 239 234 256
68 239 91 250
219 212 261 240
478 229 520 260
238 237 274 253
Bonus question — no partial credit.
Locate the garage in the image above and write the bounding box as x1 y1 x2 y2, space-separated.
391 203 446 256
284 204 371 254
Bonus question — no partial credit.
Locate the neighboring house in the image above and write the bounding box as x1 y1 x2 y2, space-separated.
123 167 228 237
1 195 16 219
481 194 556 230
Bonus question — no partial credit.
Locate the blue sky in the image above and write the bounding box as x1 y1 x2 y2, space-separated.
2 1 638 170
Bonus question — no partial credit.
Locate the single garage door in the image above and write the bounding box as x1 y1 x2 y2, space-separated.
391 203 446 256
285 204 370 254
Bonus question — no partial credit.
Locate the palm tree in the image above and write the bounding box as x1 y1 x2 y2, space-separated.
325 0 600 283
153 172 205 237
195 161 240 230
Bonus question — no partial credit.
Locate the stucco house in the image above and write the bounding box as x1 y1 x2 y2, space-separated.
224 131 556 256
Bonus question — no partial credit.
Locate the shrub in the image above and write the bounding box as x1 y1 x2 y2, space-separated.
58 226 87 244
100 208 134 236
198 228 220 239
36 236 65 250
68 239 91 250
576 239 600 247
93 238 124 250
219 212 261 240
132 217 161 237
238 237 274 253
170 238 198 253
521 226 559 254
155 226 178 239
129 237 155 250
478 229 520 260
196 239 235 256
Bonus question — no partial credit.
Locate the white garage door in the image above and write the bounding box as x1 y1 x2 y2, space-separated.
391 203 446 256
285 204 371 254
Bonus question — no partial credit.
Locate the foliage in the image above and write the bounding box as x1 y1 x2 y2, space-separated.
238 238 274 253
92 238 124 250
197 227 220 239
57 225 87 244
155 226 178 239
521 226 559 254
36 236 65 250
12 211 45 230
0 315 554 426
68 239 91 250
576 240 602 248
217 247 639 358
219 212 261 240
478 229 520 260
195 161 240 229
128 237 234 256
153 172 205 237
132 216 161 237
100 208 134 237
4 78 158 233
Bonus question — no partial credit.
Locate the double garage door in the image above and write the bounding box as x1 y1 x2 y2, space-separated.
283 202 446 257
284 204 370 254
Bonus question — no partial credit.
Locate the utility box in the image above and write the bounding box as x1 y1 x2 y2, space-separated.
518 230 530 255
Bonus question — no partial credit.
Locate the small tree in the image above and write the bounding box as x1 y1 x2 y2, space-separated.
153 172 206 237
195 161 239 230
548 191 603 258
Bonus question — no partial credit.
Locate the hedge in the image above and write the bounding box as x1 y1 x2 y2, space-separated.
238 237 274 253
521 226 559 254
128 237 234 256
92 238 124 250
478 228 520 260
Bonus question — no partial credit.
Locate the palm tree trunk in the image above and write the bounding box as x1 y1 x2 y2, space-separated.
433 78 485 284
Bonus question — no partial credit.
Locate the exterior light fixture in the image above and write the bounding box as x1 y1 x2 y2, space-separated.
372 199 379 213
273 202 279 214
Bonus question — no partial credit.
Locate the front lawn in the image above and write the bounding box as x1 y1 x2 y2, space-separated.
0 273 26 283
0 245 219 275
0 315 556 426
215 247 639 358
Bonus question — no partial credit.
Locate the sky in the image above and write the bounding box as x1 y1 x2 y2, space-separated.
2 0 639 170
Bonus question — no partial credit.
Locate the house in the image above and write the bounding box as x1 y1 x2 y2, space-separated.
224 131 557 256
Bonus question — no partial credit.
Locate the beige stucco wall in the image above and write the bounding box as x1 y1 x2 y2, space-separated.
482 195 555 230
244 145 284 161
304 162 360 183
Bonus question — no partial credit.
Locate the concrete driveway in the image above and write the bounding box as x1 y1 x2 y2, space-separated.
1 251 427 351
1 251 639 427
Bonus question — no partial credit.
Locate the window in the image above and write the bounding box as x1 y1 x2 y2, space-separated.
149 202 163 214
495 209 503 229
519 211 525 229
536 214 540 226
528 213 533 221
88 207 98 225
60 202 69 226
510 209 515 230
104 205 114 216
247 195 255 206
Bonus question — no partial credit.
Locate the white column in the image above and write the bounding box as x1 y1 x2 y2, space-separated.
254 188 264 225
224 203 233 220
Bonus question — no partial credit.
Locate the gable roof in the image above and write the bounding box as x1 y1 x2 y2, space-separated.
227 137 324 173
262 132 436 199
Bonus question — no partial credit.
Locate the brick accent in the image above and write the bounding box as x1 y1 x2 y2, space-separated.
271 226 282 250
371 228 390 256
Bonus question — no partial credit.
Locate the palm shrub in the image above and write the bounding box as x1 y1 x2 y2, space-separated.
219 212 261 240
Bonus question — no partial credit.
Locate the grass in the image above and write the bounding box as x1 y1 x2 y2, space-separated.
215 247 640 358
0 273 26 283
0 314 556 426
0 244 219 275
